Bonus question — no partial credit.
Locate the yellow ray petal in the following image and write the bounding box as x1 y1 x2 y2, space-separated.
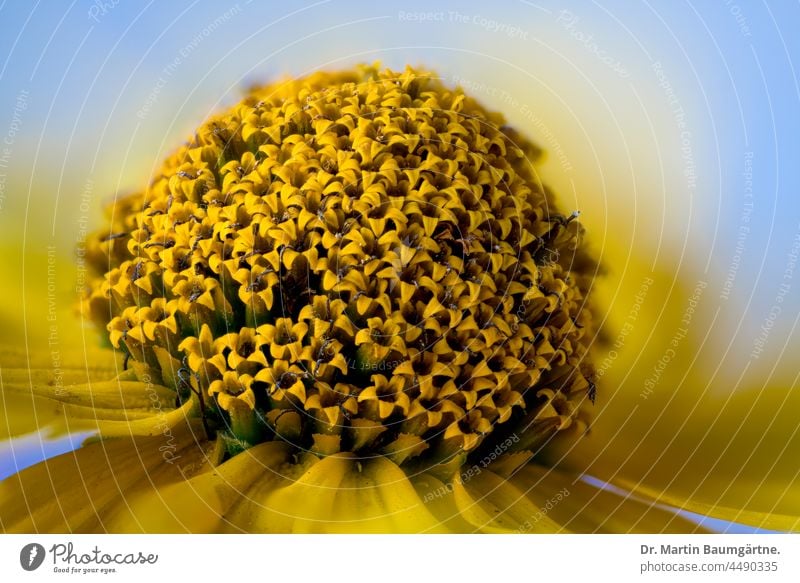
0 420 211 533
452 467 563 533
1 343 196 440
223 446 450 533
512 464 711 533
110 441 456 533
615 477 800 533
109 439 273 533
0 344 122 438
557 254 800 522
409 472 480 532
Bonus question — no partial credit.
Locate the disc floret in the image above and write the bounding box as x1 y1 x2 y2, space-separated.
85 65 596 469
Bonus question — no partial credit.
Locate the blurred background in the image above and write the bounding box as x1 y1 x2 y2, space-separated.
0 0 798 531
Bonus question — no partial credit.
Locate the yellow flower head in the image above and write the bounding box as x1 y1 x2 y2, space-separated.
4 64 797 536
83 64 596 474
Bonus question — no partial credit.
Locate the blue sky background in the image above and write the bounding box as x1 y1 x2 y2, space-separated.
0 1 798 532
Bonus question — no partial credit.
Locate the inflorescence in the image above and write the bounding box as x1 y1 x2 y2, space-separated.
83 65 597 470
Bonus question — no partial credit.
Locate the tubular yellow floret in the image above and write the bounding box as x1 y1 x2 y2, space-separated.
84 64 597 468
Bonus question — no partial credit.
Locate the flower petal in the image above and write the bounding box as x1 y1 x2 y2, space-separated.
108 442 455 533
409 473 477 532
558 257 800 528
1 345 197 440
452 466 563 533
615 478 800 533
0 420 211 533
223 447 451 533
0 345 121 439
510 464 711 533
